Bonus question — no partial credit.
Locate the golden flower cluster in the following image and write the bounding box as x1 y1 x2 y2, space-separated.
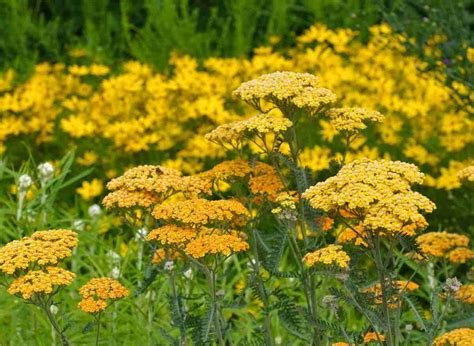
78 278 129 314
8 267 75 300
302 159 435 234
103 165 211 209
205 113 293 148
416 231 471 262
364 280 419 307
152 249 181 264
455 284 474 304
303 244 350 269
363 332 385 343
457 165 474 184
271 192 298 216
184 232 249 258
147 226 248 259
233 71 336 114
0 229 78 275
200 159 254 182
152 199 249 227
433 328 474 346
326 107 384 133
248 163 285 200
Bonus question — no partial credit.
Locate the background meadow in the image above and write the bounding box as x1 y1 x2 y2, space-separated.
0 0 473 345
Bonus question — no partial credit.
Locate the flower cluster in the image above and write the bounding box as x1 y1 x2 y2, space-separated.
152 199 249 227
303 244 350 269
103 165 211 209
455 284 474 304
271 192 298 221
364 280 419 307
233 71 336 114
326 107 384 133
205 113 293 149
0 230 78 300
78 278 129 313
147 225 249 259
457 165 474 185
416 231 471 263
8 267 75 299
0 229 78 275
433 328 474 346
303 159 435 235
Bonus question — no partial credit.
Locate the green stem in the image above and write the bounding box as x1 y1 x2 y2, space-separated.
42 303 69 346
204 266 224 346
249 228 274 346
95 312 102 346
372 235 394 345
168 267 187 345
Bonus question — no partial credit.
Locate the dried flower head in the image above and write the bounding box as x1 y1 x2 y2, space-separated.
8 267 75 299
443 277 462 296
303 244 350 269
78 278 129 313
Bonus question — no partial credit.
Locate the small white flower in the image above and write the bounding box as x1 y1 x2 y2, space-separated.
183 268 193 280
246 259 256 269
405 324 413 331
216 289 225 297
18 174 33 191
88 204 102 218
275 336 282 345
106 250 121 266
111 266 120 279
164 260 174 271
135 227 147 241
38 162 55 182
50 305 59 315
72 219 85 231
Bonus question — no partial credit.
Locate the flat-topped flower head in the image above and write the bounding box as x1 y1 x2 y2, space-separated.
458 165 474 185
327 107 384 133
433 328 474 346
233 71 336 115
200 160 284 200
416 231 470 258
363 332 385 343
302 159 435 235
152 198 250 227
8 267 75 300
184 231 249 258
303 244 350 269
200 160 254 183
147 226 249 259
205 113 293 150
103 165 211 209
146 224 197 245
0 229 78 275
455 284 474 304
364 280 419 307
78 278 129 314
